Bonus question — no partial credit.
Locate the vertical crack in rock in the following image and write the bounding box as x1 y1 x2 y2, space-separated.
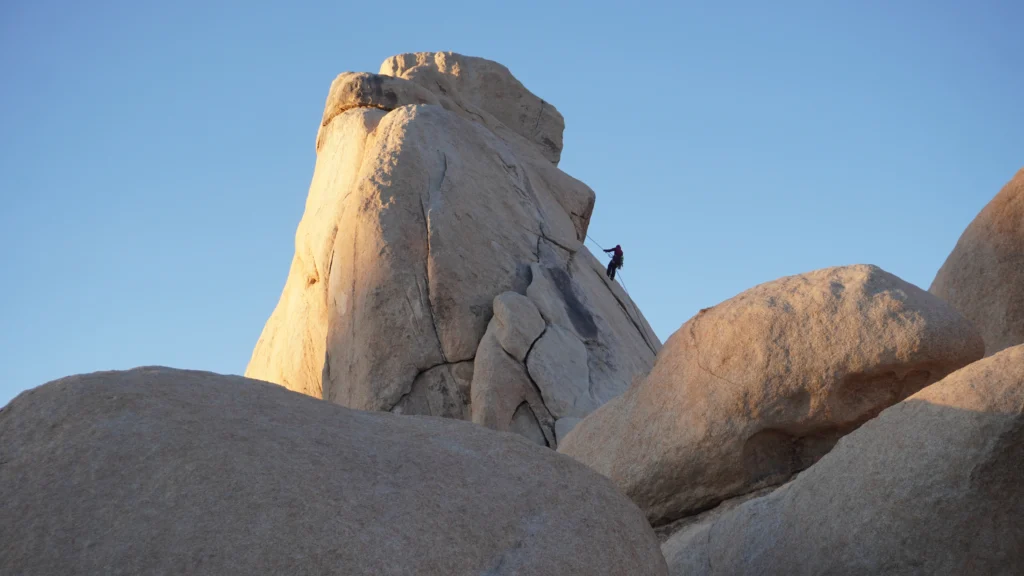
522 326 547 368
344 226 359 398
520 327 557 447
705 518 717 575
532 99 546 138
324 248 335 288
418 152 450 364
322 223 358 403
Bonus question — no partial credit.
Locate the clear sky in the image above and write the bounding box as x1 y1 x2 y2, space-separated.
2 0 1022 406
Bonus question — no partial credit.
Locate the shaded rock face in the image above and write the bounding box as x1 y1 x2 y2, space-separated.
663 344 1024 576
930 168 1024 357
0 368 668 576
246 52 660 443
559 264 984 526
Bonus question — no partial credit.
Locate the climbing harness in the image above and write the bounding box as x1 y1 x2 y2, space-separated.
585 234 658 350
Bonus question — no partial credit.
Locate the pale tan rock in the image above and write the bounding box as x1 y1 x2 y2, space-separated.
320 105 467 410
390 362 471 420
492 291 545 362
380 51 564 164
0 367 667 576
560 264 985 526
569 248 662 398
248 54 656 432
663 344 1024 576
555 417 583 444
470 321 556 447
316 72 439 152
245 107 387 397
379 52 595 241
509 402 548 447
517 258 660 424
526 263 577 330
526 325 594 419
522 157 596 243
470 255 661 443
930 168 1024 356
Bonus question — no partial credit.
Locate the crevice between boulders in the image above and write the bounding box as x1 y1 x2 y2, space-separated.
519 326 557 447
653 485 779 541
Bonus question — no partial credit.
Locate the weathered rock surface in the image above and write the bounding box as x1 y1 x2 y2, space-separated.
390 361 472 420
930 168 1024 357
380 52 565 165
471 320 556 447
492 291 546 362
247 53 660 443
555 417 583 444
0 367 668 576
246 107 387 398
559 264 984 526
663 344 1024 576
527 325 593 419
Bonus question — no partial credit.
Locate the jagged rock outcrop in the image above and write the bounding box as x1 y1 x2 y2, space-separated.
559 264 984 526
930 168 1024 357
246 52 660 444
0 367 668 576
663 344 1024 576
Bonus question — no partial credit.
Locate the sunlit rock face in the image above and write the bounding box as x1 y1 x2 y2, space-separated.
662 344 1024 575
245 52 660 446
930 168 1024 357
559 264 983 526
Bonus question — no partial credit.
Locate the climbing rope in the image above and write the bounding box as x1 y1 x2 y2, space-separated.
501 224 658 350
584 234 658 351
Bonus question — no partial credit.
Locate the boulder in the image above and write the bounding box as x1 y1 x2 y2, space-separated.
0 367 668 576
247 53 659 443
930 168 1024 356
663 344 1024 576
492 291 546 362
559 264 984 526
526 325 593 419
471 320 556 447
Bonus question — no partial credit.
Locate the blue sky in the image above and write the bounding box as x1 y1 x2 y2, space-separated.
2 0 1021 406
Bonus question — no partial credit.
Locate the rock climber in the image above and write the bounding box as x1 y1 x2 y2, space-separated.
603 245 623 280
